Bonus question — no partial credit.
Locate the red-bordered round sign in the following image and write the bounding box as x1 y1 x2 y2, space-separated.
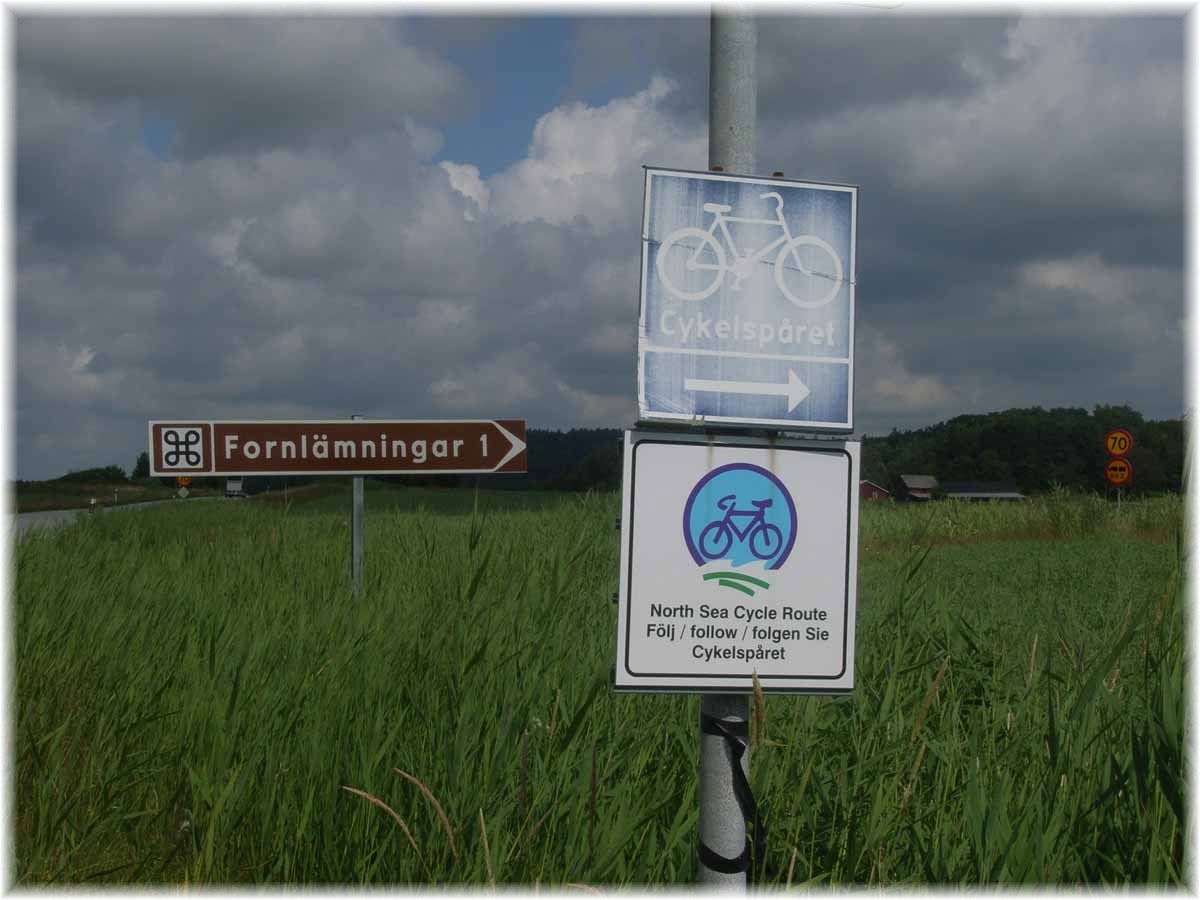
1104 428 1133 457
1105 457 1133 486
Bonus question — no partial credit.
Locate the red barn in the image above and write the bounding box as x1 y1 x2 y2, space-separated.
859 480 891 501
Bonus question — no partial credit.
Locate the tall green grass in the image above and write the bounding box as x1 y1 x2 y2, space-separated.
12 488 1185 885
859 489 1184 554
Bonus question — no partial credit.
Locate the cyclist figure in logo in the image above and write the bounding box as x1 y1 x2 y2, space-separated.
698 494 783 561
682 463 798 571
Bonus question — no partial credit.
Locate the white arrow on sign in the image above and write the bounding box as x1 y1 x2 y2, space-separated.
684 369 811 412
492 420 527 470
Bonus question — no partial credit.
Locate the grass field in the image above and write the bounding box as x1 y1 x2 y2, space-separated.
12 485 1185 886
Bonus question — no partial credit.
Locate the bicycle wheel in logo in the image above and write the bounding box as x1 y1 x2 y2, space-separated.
656 228 727 302
697 513 734 559
774 235 843 310
749 519 784 558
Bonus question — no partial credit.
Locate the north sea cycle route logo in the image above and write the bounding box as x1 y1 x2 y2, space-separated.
682 463 798 597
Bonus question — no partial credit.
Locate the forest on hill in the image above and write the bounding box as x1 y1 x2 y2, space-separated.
41 404 1183 499
505 404 1183 497
860 404 1184 497
296 405 1186 497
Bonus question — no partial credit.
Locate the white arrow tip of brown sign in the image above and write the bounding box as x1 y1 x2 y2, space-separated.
494 421 527 470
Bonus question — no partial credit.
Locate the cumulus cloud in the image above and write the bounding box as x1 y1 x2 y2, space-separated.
440 161 490 218
485 77 704 230
855 328 959 418
430 353 540 413
12 14 1184 480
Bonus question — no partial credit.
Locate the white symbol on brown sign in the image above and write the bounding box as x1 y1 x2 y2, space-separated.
160 427 206 470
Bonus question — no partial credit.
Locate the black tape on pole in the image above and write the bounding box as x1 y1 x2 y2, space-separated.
698 839 751 874
699 712 767 881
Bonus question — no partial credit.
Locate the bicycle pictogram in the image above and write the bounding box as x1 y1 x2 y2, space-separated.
683 462 797 579
655 191 844 309
697 494 784 561
162 428 203 467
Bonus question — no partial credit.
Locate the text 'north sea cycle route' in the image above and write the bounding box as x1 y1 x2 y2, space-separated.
637 166 858 431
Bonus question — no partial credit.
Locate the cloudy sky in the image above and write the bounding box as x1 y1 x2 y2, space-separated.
11 5 1187 481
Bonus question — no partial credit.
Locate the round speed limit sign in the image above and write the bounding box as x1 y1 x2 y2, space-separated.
1104 429 1133 457
1105 457 1133 486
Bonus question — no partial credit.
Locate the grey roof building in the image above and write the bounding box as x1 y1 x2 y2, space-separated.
939 481 1025 501
899 474 939 501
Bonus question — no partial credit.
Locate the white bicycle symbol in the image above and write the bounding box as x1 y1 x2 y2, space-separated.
655 191 844 309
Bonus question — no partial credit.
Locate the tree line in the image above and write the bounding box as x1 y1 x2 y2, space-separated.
43 404 1185 499
511 406 1185 497
861 404 1184 497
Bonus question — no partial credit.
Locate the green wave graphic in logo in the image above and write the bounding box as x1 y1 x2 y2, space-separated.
702 571 771 597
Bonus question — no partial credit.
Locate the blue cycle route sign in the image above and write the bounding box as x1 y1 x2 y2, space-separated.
638 166 857 431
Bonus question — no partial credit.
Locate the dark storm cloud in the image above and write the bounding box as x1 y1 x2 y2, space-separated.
757 15 1020 114
858 250 1183 418
16 18 470 159
408 16 512 54
570 15 1018 119
15 79 140 253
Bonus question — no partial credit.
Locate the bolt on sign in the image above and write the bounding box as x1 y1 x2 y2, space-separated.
148 420 526 477
1105 457 1133 487
614 429 860 694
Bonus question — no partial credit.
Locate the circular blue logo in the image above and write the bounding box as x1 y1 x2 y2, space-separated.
682 463 798 571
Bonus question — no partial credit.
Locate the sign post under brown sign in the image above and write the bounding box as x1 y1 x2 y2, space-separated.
148 419 527 477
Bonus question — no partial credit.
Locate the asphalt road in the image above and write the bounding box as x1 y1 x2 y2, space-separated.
9 497 215 540
9 506 88 538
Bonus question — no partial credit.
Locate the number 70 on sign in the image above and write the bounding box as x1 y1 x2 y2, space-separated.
1105 429 1133 456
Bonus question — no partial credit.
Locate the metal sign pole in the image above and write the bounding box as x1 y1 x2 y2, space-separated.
352 414 364 598
700 5 755 888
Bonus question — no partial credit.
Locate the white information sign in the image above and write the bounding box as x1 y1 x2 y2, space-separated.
638 166 857 431
614 429 860 693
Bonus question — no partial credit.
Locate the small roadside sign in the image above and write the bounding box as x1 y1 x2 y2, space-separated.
614 429 860 693
637 166 857 431
148 419 527 477
1105 457 1133 486
1105 429 1133 457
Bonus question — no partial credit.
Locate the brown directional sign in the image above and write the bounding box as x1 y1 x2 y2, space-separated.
148 419 526 476
1105 457 1132 486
